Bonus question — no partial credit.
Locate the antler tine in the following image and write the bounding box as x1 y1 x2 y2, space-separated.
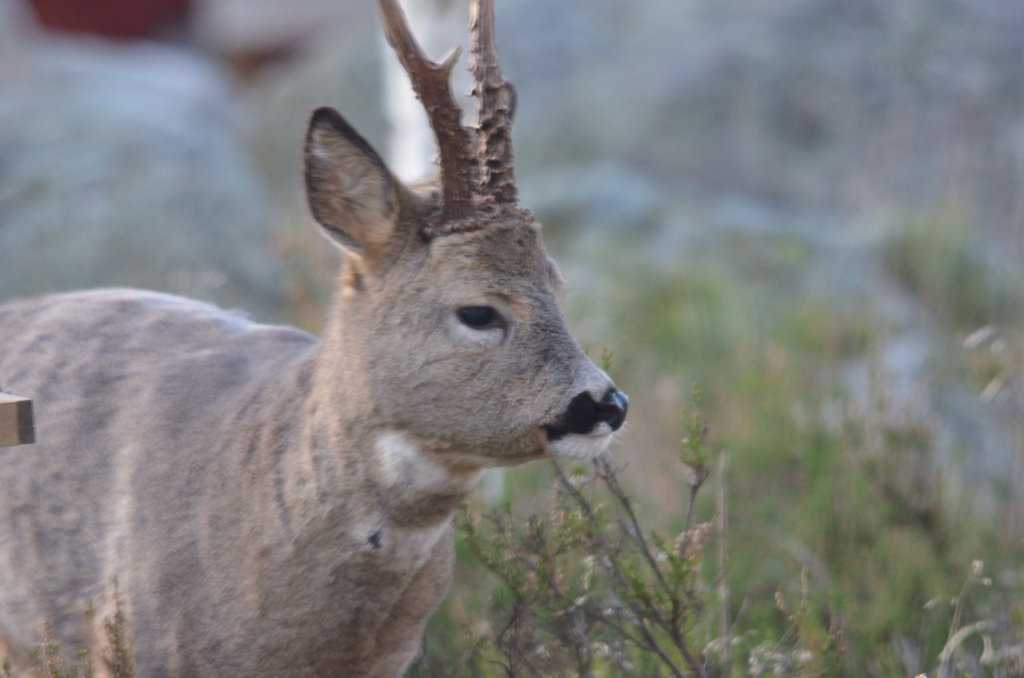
377 0 476 221
470 0 517 205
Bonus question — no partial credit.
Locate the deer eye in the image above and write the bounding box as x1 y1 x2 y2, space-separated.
456 306 500 329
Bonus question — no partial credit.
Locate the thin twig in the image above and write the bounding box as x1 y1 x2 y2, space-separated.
751 623 797 678
718 452 730 657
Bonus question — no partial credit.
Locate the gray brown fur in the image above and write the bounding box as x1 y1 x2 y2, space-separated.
0 4 624 675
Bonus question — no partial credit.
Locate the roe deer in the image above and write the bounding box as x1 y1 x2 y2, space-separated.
0 0 628 675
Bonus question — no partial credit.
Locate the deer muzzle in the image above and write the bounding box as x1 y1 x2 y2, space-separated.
543 387 629 442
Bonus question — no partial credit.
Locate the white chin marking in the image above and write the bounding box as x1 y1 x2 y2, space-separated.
547 431 614 460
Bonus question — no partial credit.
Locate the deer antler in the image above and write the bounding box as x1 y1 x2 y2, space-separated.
377 0 477 222
470 0 517 205
378 0 521 229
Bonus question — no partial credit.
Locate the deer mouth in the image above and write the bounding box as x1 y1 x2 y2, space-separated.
544 430 616 460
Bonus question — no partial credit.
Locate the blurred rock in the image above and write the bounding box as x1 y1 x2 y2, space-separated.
500 0 1024 231
250 0 1024 242
194 0 370 58
519 164 666 233
0 28 290 321
246 26 385 201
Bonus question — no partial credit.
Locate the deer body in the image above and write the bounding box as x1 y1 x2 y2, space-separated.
0 289 462 677
0 2 627 676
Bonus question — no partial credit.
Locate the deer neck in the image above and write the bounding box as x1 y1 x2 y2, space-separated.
268 307 481 563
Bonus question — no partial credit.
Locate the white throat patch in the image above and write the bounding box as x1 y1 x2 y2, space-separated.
375 430 483 495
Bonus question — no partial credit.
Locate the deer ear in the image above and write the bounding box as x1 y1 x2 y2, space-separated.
304 107 398 253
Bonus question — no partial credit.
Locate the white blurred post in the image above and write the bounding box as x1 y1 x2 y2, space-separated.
379 0 433 182
379 0 504 502
379 0 472 182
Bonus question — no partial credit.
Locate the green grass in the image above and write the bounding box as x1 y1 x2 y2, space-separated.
882 206 1024 332
3 588 133 678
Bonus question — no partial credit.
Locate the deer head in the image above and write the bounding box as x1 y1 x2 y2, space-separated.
302 0 628 467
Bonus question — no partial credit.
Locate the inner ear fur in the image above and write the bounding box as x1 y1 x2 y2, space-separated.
304 107 399 254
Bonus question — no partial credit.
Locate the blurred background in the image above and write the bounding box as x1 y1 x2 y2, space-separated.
2 0 1024 674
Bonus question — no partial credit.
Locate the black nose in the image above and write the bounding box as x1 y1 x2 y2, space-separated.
597 389 629 432
543 388 629 441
